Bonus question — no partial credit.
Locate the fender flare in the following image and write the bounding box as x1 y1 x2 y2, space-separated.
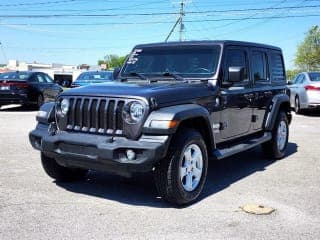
142 104 215 146
264 94 291 131
36 102 55 124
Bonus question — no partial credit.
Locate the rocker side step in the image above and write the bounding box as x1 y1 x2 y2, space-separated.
213 132 272 160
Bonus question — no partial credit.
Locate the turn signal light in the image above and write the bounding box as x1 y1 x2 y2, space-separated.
150 120 179 129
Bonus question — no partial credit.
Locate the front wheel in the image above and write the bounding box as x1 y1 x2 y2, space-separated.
41 153 88 182
154 128 208 205
262 111 289 159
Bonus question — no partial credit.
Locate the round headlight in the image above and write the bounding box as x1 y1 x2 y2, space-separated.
130 102 144 122
123 101 145 124
60 98 69 115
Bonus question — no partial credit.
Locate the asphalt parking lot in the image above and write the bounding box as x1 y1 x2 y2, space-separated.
0 105 320 240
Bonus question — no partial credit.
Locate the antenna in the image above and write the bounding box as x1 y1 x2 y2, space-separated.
165 0 186 42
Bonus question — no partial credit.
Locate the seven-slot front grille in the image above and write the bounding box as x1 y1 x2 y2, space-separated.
63 97 125 135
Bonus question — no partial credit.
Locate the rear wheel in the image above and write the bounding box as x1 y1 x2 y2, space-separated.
262 111 289 159
294 96 302 114
154 128 208 205
41 153 88 182
37 94 44 109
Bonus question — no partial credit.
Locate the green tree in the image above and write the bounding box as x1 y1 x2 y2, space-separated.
295 25 320 71
286 69 299 81
104 54 127 69
97 59 106 65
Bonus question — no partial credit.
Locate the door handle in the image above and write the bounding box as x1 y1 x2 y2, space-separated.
263 91 273 96
244 93 255 100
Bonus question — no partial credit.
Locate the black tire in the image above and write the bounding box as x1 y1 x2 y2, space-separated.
262 111 289 159
154 128 208 205
37 94 44 109
294 96 302 114
41 153 88 182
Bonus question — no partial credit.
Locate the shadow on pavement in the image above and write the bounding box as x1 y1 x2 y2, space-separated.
0 104 38 112
56 142 297 208
300 110 320 117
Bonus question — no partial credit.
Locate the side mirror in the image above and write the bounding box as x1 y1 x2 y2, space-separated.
287 80 293 85
113 67 121 80
228 66 245 83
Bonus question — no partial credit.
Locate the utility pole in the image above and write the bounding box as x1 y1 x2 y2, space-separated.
165 0 186 42
178 0 185 42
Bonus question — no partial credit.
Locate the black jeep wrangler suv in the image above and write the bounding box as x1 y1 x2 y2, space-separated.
29 41 291 205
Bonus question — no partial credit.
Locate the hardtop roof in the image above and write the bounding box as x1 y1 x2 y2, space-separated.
134 40 281 51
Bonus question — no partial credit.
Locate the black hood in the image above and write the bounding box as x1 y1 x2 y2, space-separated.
62 81 216 106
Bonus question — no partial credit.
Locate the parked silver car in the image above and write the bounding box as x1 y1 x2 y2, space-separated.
288 72 320 113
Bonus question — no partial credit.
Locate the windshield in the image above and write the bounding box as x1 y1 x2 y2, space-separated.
309 72 320 82
76 71 113 81
0 72 30 81
122 45 221 79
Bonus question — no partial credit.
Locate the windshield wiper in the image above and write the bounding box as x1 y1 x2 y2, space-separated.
128 72 148 80
119 72 150 82
162 72 185 82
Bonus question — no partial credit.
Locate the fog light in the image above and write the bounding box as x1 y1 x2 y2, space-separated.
126 149 136 161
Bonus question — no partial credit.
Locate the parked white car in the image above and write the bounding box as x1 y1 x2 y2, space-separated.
288 72 320 113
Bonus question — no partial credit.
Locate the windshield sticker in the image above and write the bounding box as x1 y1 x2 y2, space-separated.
127 49 142 64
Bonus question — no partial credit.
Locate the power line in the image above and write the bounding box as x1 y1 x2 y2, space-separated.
1 5 319 18
215 0 308 38
0 1 307 12
0 0 81 7
1 14 319 26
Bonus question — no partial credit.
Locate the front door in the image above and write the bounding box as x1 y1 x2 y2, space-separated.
220 47 253 140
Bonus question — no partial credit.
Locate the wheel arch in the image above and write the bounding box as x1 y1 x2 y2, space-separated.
264 94 292 131
142 104 215 155
175 117 215 156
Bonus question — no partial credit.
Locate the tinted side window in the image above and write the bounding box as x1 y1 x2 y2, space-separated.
43 74 53 83
293 74 303 84
298 75 305 84
252 51 268 81
270 52 285 82
293 74 301 84
36 74 45 83
225 48 248 82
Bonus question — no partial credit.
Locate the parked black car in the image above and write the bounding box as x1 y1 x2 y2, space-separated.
29 41 291 205
0 71 63 108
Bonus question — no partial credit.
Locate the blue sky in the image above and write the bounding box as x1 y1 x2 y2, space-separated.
0 0 319 69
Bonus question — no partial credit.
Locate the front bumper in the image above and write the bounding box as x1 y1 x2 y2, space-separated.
29 123 170 177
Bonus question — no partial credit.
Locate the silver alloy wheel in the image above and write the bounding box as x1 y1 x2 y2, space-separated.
180 144 203 192
277 120 287 151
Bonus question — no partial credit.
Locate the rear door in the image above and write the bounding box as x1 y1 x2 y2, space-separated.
219 46 253 140
295 73 308 106
250 49 287 131
289 74 303 106
250 48 270 130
